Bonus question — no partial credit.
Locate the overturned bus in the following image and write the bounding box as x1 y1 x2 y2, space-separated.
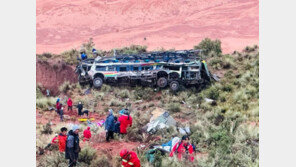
75 49 218 91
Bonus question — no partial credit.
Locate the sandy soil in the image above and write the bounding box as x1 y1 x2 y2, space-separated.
36 0 258 54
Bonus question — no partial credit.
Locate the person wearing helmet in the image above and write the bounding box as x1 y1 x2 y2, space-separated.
80 52 87 60
65 125 81 167
169 135 195 162
92 48 98 57
120 149 141 167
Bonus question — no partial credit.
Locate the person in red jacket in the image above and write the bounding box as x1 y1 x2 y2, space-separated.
56 98 61 114
83 127 92 141
118 110 133 134
67 98 73 112
58 127 68 152
120 149 141 167
170 135 195 162
44 134 58 150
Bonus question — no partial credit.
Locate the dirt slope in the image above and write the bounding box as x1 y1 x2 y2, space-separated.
36 0 258 54
36 59 77 95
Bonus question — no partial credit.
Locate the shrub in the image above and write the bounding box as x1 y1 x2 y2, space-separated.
41 122 53 134
166 102 181 113
101 84 112 92
109 99 125 107
89 155 112 167
117 89 130 99
194 38 222 56
36 96 56 110
78 145 98 165
209 58 222 69
115 45 147 55
59 81 75 94
132 87 154 100
37 151 68 167
60 49 80 65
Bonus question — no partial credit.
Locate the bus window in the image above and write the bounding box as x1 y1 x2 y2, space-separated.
143 66 152 70
108 66 116 71
156 65 162 69
96 66 106 71
133 66 140 71
119 66 127 71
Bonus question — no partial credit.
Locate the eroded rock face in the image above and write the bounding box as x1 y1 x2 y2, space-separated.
36 0 259 54
36 59 77 95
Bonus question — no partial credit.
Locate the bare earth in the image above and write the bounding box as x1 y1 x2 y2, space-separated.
36 0 258 54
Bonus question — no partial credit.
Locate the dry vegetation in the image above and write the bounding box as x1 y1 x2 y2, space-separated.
36 39 259 166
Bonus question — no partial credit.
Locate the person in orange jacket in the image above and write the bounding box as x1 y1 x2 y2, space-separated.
58 127 68 152
67 98 73 112
118 109 133 134
83 127 92 141
120 149 141 167
169 135 195 162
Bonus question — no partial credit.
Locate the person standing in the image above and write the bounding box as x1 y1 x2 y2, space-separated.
77 102 83 116
118 109 133 135
105 109 115 142
59 106 64 122
114 117 120 134
56 98 61 114
120 149 141 167
67 98 73 112
58 127 68 152
66 125 81 167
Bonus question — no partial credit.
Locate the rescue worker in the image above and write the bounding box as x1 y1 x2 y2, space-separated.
169 135 194 162
83 127 92 141
44 134 58 150
58 127 68 152
105 109 115 142
67 98 73 112
76 102 83 116
118 109 133 135
56 98 61 114
120 149 141 167
81 52 87 60
92 48 98 57
66 125 81 167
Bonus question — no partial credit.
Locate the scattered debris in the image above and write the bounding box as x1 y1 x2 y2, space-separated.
84 88 91 95
179 127 191 135
135 100 143 104
204 98 214 103
146 108 176 134
212 74 220 82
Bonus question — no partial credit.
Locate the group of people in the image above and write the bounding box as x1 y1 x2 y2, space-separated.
104 108 133 142
51 96 195 166
55 97 89 122
79 48 98 60
45 125 92 167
